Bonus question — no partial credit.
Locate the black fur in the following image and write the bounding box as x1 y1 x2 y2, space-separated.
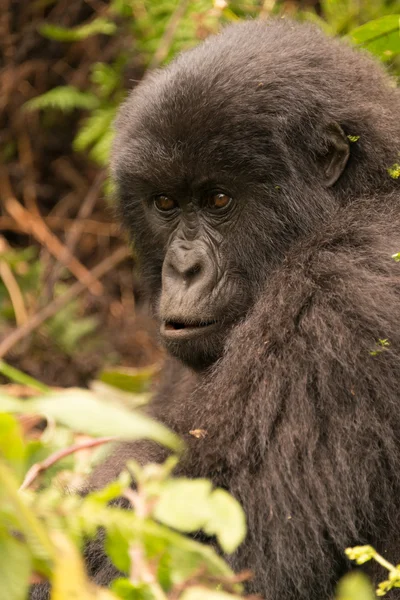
33 19 400 600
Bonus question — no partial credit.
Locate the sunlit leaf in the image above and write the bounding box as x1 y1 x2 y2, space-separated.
0 360 50 393
39 18 117 42
336 572 376 600
154 478 246 553
0 529 31 600
0 414 25 480
350 15 400 61
26 389 183 452
50 531 118 600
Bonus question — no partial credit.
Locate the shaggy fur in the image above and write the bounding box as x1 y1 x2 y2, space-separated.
32 19 400 600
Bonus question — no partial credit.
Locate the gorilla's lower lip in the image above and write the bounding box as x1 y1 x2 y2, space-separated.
161 320 218 339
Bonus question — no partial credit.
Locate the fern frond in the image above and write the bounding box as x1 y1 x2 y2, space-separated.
24 87 99 113
90 63 120 98
74 107 116 153
89 129 115 166
39 18 117 42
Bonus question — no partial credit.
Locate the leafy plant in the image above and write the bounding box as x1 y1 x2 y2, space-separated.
0 365 247 600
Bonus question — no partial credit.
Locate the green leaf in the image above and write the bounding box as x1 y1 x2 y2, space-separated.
24 87 99 113
50 531 118 599
0 529 31 600
26 389 183 452
154 479 246 553
0 414 25 480
98 366 156 394
111 579 154 600
105 528 130 573
336 572 376 600
0 360 50 393
204 489 246 554
181 588 243 600
0 394 27 413
0 461 54 564
39 18 117 42
90 506 237 582
350 15 400 61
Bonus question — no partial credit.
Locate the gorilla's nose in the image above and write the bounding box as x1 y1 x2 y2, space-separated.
161 242 216 317
163 244 210 288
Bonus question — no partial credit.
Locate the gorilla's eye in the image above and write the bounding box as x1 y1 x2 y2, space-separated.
207 192 232 210
154 194 177 212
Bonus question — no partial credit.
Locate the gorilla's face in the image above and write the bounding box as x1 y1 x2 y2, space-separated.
113 26 351 370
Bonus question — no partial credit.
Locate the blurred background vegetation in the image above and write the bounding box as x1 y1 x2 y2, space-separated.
1 0 400 387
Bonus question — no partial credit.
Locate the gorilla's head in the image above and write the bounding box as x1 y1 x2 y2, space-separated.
112 19 400 370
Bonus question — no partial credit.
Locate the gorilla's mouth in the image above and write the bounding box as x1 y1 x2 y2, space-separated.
161 319 218 340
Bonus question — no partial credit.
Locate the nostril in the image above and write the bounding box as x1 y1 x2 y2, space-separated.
185 263 201 279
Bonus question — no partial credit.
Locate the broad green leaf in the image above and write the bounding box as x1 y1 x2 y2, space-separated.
84 506 236 581
350 15 400 61
336 572 376 600
181 588 243 600
0 414 25 480
154 479 246 553
105 528 130 573
204 489 246 554
27 389 182 452
111 579 154 600
0 394 27 413
154 479 212 530
24 87 99 113
99 366 156 394
0 529 31 600
39 18 117 42
0 360 50 392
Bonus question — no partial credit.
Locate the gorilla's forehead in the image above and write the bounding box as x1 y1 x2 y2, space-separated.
113 72 282 186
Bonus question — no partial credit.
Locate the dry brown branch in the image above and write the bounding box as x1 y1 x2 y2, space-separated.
0 216 120 237
46 173 105 292
0 245 131 358
19 436 115 490
0 260 28 326
0 168 103 295
0 235 28 326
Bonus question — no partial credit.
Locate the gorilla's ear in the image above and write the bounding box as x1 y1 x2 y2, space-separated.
320 123 350 187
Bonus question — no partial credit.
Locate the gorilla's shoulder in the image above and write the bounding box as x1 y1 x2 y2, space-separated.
226 195 400 364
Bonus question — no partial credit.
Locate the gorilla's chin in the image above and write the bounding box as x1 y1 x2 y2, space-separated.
160 322 227 371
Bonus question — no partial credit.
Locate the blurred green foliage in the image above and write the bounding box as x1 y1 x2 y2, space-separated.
24 0 400 170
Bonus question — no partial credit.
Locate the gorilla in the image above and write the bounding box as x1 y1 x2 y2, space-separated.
33 18 400 600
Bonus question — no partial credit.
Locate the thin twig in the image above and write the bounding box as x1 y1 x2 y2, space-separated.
0 245 131 358
0 215 120 237
0 168 103 295
19 436 115 490
46 173 105 294
148 0 190 70
0 236 28 326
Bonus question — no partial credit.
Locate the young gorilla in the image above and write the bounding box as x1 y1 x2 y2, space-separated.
33 19 400 600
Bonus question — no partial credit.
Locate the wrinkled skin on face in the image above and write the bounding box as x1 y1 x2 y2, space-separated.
111 20 397 370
